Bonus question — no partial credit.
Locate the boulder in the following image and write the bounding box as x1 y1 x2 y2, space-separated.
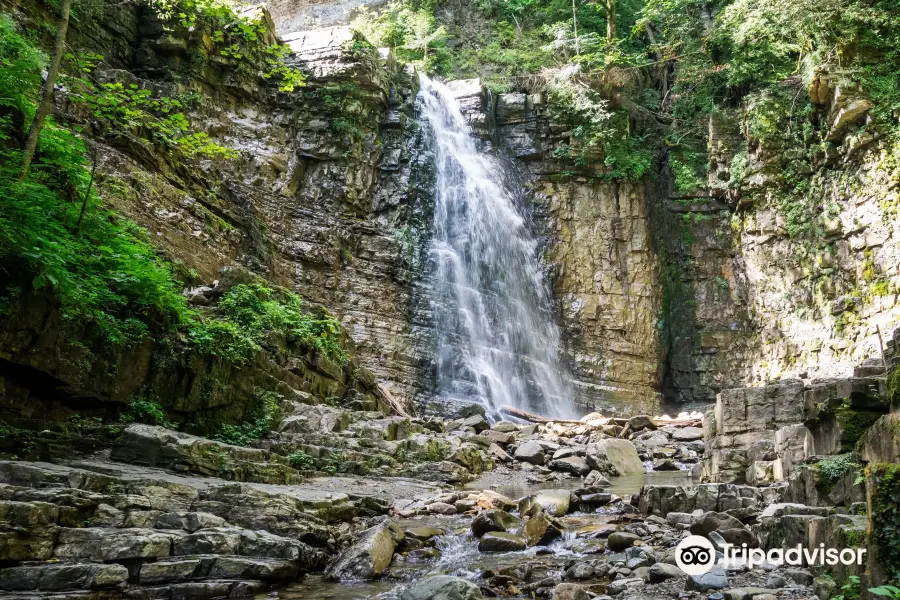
690 511 745 536
478 531 526 552
606 577 643 595
471 510 522 538
0 563 129 591
514 441 546 465
551 583 590 600
672 427 704 441
647 562 684 583
475 490 516 511
518 489 571 517
584 470 611 487
548 456 591 476
586 440 644 476
400 576 483 600
607 531 640 551
685 564 728 591
324 519 404 581
651 458 680 471
522 512 564 546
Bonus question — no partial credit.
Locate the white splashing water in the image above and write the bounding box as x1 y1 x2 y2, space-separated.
417 74 578 420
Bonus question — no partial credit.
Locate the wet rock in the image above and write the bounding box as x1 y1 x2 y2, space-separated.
457 414 490 433
724 587 777 600
324 519 404 581
427 502 457 515
685 563 728 591
720 527 757 547
518 489 571 517
606 577 643 595
690 511 745 536
629 415 656 431
493 422 519 433
0 563 129 591
552 582 590 599
607 531 640 551
515 441 546 465
475 490 516 510
548 456 591 476
405 526 445 542
586 440 644 476
624 545 655 569
584 470 611 487
478 531 526 552
579 492 612 507
647 562 684 583
471 510 522 538
400 575 483 600
651 458 680 471
672 427 704 441
522 511 564 546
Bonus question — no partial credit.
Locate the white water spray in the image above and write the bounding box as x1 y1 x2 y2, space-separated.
417 75 577 420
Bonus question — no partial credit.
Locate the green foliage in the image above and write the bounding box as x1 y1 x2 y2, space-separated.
214 389 281 446
150 0 305 91
835 575 862 600
308 82 372 143
813 452 861 495
286 449 314 469
870 463 900 583
869 586 900 599
351 0 450 74
65 58 236 160
0 14 45 134
189 284 349 365
120 395 176 429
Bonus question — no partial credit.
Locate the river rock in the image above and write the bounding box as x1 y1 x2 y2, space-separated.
690 511 745 536
586 439 644 476
0 563 129 591
606 577 643 595
324 519 404 581
607 531 640 551
522 511 564 546
685 564 728 591
629 415 656 431
651 458 680 471
514 441 546 465
551 582 590 599
518 489 571 517
548 456 591 476
673 427 704 441
584 470 611 487
478 531 526 552
400 575 483 600
475 490 516 510
471 510 522 537
647 562 685 583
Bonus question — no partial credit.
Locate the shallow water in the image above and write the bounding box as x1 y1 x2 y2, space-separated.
464 468 694 500
263 469 697 600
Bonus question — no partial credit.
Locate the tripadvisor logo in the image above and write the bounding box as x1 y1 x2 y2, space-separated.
675 536 717 575
675 535 867 575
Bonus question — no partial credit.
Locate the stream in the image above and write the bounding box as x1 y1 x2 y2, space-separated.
262 470 694 599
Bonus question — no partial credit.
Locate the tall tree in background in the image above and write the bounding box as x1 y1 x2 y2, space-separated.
18 0 71 180
606 0 616 44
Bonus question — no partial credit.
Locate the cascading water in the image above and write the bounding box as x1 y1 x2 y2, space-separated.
417 74 578 420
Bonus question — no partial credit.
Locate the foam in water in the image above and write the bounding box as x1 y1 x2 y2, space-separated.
417 74 578 420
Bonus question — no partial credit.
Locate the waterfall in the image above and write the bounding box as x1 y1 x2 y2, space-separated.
417 74 578 420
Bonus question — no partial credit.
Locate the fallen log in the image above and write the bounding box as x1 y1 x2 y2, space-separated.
498 405 583 425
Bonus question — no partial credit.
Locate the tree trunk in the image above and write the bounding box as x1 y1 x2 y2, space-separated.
18 0 72 180
606 0 616 45
74 147 98 234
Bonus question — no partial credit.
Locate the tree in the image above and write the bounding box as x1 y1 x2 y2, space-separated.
606 0 616 45
18 0 72 180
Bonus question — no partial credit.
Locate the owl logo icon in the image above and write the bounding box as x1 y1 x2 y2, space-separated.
675 535 717 575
